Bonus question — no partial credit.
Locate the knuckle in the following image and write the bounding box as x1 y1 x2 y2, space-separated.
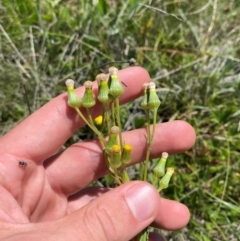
83 203 121 241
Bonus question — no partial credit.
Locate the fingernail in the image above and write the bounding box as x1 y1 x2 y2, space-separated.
124 183 157 222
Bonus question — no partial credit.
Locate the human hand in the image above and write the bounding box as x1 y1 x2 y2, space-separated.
0 67 195 241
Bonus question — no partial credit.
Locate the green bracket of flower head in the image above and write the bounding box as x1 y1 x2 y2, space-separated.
140 83 150 110
65 79 82 108
81 80 96 108
108 66 124 98
158 167 175 192
106 126 119 152
121 145 132 183
147 82 161 109
153 152 168 178
104 142 122 185
96 73 111 104
96 73 112 132
121 144 132 166
111 144 122 169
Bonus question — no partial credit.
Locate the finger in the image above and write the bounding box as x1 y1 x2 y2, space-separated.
1 67 150 163
67 186 190 231
153 198 190 230
61 181 160 241
45 121 195 196
67 187 110 212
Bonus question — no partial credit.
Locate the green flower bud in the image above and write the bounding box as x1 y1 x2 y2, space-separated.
140 83 150 110
147 82 161 109
65 79 82 108
122 144 132 165
111 144 122 168
96 73 111 104
153 152 168 178
81 81 96 108
159 167 174 191
108 66 124 98
106 126 120 151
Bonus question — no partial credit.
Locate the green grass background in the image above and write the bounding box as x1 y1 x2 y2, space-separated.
0 0 240 240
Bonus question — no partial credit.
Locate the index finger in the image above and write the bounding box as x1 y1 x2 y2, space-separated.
1 67 150 163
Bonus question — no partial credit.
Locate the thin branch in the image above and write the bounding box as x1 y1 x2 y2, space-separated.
0 24 26 63
140 3 183 22
202 0 218 53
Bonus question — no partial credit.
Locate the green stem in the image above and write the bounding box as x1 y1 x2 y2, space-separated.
100 107 106 133
86 108 95 129
115 97 123 149
113 167 122 185
157 186 163 192
111 101 116 126
104 104 111 133
143 108 158 181
153 174 158 188
142 109 151 181
149 108 158 149
74 107 105 149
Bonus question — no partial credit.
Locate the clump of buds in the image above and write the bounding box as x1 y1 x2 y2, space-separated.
65 67 175 241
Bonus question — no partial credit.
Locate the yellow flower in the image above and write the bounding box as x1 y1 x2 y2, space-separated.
122 144 132 165
111 144 121 168
94 115 103 125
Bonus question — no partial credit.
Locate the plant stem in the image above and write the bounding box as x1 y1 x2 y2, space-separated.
103 104 111 133
74 107 105 149
142 109 151 181
115 97 123 149
143 108 158 181
110 101 116 126
86 108 95 129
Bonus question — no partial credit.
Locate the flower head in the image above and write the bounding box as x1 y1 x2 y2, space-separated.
158 167 174 192
108 66 124 98
147 82 161 109
140 83 150 110
122 144 132 165
111 144 121 168
153 152 168 178
81 80 96 108
65 79 82 108
96 73 111 104
94 115 103 125
106 126 120 151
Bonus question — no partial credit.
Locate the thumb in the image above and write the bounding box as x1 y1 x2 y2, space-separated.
61 181 160 241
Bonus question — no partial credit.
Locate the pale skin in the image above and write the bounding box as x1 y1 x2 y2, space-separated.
0 67 196 241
